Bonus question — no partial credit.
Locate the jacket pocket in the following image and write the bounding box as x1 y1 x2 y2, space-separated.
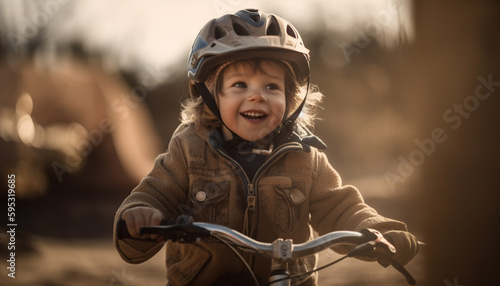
166 242 211 286
274 187 306 233
189 178 230 225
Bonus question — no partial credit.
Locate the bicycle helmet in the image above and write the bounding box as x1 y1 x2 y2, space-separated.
187 9 311 143
188 8 310 86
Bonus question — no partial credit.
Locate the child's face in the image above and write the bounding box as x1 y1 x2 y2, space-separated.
218 61 286 142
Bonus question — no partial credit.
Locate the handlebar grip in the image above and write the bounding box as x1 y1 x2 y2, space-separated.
116 216 190 241
117 220 133 240
116 220 164 243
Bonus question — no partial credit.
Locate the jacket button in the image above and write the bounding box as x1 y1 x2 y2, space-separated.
196 191 207 202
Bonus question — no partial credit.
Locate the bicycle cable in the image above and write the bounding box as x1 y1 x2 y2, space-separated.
212 234 260 286
263 255 349 286
264 241 379 285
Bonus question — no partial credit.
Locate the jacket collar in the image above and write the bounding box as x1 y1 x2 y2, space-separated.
189 123 327 153
286 123 327 152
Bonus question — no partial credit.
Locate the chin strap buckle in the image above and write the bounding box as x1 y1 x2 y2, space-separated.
252 143 274 155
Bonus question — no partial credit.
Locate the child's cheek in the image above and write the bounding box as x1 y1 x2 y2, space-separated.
270 104 286 125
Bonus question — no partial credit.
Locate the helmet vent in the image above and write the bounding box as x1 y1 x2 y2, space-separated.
286 25 297 38
214 26 227 39
266 16 280 36
248 14 260 23
233 23 250 35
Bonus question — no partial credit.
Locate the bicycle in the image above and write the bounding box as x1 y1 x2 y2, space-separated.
118 215 419 286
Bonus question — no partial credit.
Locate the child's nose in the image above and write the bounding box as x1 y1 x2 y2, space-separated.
247 89 267 102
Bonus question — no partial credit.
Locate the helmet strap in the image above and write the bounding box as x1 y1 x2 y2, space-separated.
273 76 310 141
195 82 221 119
285 76 310 127
194 82 246 142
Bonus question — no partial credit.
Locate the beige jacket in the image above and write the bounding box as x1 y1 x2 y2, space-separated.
113 123 407 285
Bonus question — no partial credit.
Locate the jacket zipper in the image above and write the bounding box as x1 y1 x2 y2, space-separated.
213 149 257 237
215 142 302 208
214 142 303 232
215 142 303 273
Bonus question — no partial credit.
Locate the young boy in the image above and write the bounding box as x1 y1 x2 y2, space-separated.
114 9 418 286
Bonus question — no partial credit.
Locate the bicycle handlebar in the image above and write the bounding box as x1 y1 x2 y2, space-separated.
117 216 416 285
118 219 366 258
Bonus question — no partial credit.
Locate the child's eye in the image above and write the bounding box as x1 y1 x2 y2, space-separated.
232 82 247 88
266 83 280 90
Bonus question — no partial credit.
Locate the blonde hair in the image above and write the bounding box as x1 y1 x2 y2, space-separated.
180 58 323 131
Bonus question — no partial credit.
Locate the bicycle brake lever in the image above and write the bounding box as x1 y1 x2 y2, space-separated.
376 251 416 285
354 229 415 285
360 228 396 254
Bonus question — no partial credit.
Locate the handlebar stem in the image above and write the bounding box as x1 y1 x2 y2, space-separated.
273 238 293 259
270 260 291 286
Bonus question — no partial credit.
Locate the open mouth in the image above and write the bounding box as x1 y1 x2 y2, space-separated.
240 111 267 121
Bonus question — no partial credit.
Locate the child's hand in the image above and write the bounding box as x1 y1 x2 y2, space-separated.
121 207 164 241
382 230 419 266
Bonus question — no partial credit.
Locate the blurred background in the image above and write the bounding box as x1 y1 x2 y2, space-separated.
0 0 498 285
